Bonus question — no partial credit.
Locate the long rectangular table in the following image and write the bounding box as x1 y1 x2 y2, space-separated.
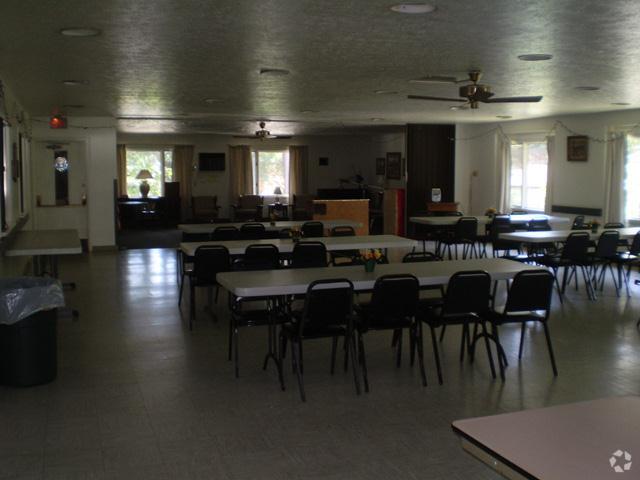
4 229 82 277
217 258 540 297
452 396 640 479
410 214 570 227
499 227 640 243
178 219 362 235
180 234 417 257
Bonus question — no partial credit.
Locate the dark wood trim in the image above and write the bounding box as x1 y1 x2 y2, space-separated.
551 205 602 216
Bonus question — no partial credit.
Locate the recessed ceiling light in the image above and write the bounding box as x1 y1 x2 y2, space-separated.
370 118 384 122
374 90 398 95
496 115 512 119
449 106 461 110
203 98 221 104
390 3 437 14
259 68 290 76
611 102 630 106
575 86 600 91
62 80 88 86
60 27 101 37
517 54 553 61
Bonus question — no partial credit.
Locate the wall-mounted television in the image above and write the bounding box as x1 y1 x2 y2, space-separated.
198 152 225 171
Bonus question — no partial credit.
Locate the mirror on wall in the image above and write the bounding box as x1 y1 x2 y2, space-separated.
54 150 69 205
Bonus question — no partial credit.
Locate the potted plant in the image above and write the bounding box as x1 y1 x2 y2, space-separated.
289 227 302 243
591 219 600 233
361 249 382 272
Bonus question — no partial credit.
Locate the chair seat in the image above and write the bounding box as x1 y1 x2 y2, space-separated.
418 306 478 327
355 305 412 331
485 309 547 325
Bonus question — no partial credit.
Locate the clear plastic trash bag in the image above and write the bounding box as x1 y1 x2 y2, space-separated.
0 277 65 325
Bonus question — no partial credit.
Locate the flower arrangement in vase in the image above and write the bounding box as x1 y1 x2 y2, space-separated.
485 207 497 218
590 219 600 233
361 249 382 272
289 227 302 243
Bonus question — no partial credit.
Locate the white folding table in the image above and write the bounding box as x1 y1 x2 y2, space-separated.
4 229 82 277
178 219 362 235
217 258 540 297
180 234 417 257
452 396 640 479
499 227 640 244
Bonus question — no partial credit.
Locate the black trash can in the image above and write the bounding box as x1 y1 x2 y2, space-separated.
0 308 58 386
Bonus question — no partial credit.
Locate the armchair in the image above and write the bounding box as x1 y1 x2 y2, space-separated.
191 196 219 222
292 194 317 220
232 195 263 221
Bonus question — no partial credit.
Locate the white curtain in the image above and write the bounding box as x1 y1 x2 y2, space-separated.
116 144 127 197
288 145 308 198
604 135 626 224
495 132 511 213
228 145 253 204
544 136 555 214
173 145 195 221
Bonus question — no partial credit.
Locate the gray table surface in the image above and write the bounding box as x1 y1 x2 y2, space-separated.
181 234 417 257
452 396 640 480
178 219 362 234
4 229 82 256
499 227 640 243
217 258 540 297
410 214 570 226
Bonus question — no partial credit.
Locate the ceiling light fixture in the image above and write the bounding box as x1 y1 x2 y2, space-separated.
611 102 630 106
390 3 437 14
301 110 317 114
374 90 398 95
575 86 600 91
370 118 384 122
203 98 221 104
449 106 461 110
62 80 88 86
60 27 101 37
259 68 290 76
496 115 512 119
62 104 84 109
517 54 553 61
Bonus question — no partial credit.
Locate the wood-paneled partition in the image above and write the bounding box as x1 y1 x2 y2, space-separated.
406 124 456 217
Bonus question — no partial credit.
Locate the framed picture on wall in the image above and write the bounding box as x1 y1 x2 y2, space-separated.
567 135 589 161
375 157 385 175
386 152 402 180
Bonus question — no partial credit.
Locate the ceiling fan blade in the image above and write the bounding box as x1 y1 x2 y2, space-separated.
272 135 293 139
483 96 543 103
408 95 466 102
232 135 259 139
409 75 459 84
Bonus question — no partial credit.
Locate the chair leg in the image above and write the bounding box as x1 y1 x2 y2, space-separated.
277 332 286 391
349 333 361 395
518 322 526 359
542 322 558 376
227 316 233 361
439 324 447 342
358 332 370 393
480 322 498 380
343 336 349 372
391 329 400 347
492 324 508 367
233 324 240 378
291 339 306 402
330 336 338 375
429 325 443 385
415 322 427 387
409 327 416 367
459 323 468 363
552 268 564 305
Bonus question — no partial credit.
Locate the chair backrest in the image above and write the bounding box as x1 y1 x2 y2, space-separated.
212 225 239 241
604 222 624 229
302 221 324 237
369 274 419 320
238 195 263 208
240 222 267 240
492 215 511 227
402 251 441 263
454 217 478 239
330 225 356 237
182 232 211 242
594 230 620 258
301 279 354 331
490 224 515 244
193 246 230 284
630 232 640 255
292 241 327 268
442 270 491 316
238 244 280 271
561 232 591 261
528 219 551 231
504 270 554 314
572 215 586 229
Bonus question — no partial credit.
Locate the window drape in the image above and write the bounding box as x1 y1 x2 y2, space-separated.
544 136 555 214
604 135 626 224
288 145 309 199
228 145 253 204
116 144 127 197
495 133 511 213
173 145 194 221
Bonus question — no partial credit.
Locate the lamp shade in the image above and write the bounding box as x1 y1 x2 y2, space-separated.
273 186 283 195
136 169 153 180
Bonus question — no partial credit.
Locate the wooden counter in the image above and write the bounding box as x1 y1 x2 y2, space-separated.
313 199 369 235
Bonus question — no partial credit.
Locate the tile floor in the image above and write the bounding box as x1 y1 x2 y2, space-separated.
1 247 640 479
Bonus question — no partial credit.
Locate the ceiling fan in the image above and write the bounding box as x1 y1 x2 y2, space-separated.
408 71 543 109
233 121 292 140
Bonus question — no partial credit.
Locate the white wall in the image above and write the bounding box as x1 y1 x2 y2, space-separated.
118 132 398 218
32 118 117 248
370 130 407 190
455 108 640 219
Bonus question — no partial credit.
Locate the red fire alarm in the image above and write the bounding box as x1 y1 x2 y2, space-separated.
49 114 67 129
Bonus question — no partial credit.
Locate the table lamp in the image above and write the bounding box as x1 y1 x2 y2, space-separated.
273 186 283 204
136 169 153 198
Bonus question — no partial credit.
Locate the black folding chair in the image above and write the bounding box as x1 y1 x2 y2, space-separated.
240 223 267 240
301 221 324 238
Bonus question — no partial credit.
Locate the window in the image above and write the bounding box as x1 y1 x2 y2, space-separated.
624 134 640 220
252 150 289 196
125 147 174 197
510 140 548 211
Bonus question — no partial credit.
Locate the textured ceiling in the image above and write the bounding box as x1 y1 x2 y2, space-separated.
1 0 640 135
